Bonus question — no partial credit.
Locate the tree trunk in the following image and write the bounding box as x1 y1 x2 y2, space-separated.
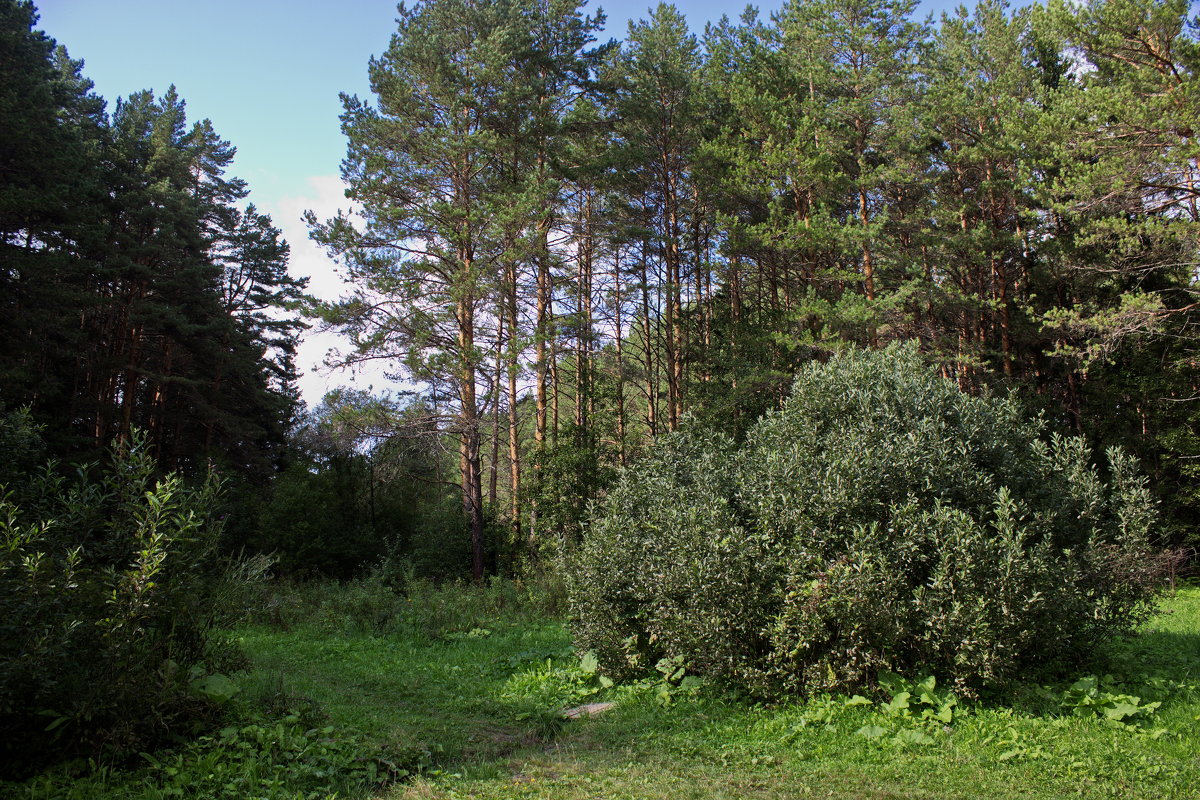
504 260 522 538
639 237 658 438
614 248 627 466
488 313 503 505
457 272 485 584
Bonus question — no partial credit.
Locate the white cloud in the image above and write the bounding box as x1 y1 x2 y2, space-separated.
270 174 350 302
265 175 406 409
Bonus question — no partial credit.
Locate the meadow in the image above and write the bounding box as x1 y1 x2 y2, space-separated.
13 577 1199 800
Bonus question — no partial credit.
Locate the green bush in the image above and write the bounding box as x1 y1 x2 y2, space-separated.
0 406 45 489
13 714 416 800
0 430 236 775
252 457 476 581
570 344 1160 697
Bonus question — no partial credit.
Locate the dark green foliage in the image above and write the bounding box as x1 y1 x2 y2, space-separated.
254 457 385 577
131 718 410 800
682 300 818 440
248 572 561 641
247 394 471 580
0 1 107 457
0 428 235 774
0 406 46 489
13 713 418 800
525 426 619 553
0 2 304 482
84 88 304 475
254 465 472 582
571 345 1160 697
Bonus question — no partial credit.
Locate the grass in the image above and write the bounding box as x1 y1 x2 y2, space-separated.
235 620 572 762
12 579 1200 799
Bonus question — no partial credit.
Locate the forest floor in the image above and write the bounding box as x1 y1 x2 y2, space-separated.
16 580 1200 799
243 582 1200 799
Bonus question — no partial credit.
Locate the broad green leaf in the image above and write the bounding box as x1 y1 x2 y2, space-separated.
856 725 887 739
894 728 935 746
882 691 911 716
1104 701 1142 721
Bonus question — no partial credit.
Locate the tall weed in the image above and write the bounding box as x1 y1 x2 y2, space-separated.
253 569 565 639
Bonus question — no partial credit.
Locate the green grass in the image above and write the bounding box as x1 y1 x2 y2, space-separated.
247 582 1200 800
235 620 573 763
13 581 1200 799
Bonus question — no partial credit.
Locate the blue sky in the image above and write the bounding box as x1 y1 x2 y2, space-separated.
33 0 971 404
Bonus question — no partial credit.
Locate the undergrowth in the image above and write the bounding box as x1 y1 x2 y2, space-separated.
8 578 1199 800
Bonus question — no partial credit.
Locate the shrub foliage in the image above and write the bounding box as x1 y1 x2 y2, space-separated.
570 345 1160 697
0 426 232 774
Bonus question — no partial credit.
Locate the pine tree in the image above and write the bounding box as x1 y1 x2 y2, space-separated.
919 0 1047 383
608 3 704 433
1 4 303 476
0 0 106 450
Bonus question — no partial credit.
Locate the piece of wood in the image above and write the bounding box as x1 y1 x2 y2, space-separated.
563 702 616 719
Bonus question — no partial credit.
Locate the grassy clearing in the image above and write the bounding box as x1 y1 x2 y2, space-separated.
12 580 1200 799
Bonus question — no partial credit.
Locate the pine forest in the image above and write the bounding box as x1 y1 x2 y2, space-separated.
4 0 1200 797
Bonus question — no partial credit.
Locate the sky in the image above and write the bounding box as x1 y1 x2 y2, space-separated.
33 0 968 406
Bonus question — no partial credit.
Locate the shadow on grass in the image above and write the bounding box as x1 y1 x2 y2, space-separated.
1104 627 1200 678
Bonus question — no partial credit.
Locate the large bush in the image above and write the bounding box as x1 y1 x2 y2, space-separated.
570 345 1160 697
0 427 235 775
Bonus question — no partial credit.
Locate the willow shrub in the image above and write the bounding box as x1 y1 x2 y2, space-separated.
0 429 232 775
570 345 1160 697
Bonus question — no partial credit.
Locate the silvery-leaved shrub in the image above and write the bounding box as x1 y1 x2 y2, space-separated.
569 344 1160 697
